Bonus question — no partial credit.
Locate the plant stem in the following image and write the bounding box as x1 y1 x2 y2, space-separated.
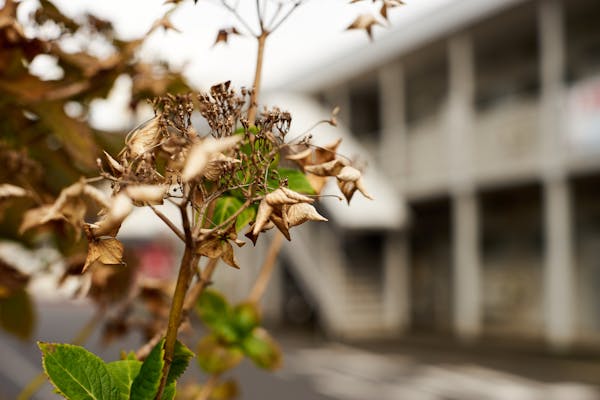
247 31 268 126
18 310 102 400
155 206 198 399
248 232 284 303
135 257 219 360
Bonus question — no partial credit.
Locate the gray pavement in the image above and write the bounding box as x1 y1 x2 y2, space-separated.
2 301 600 399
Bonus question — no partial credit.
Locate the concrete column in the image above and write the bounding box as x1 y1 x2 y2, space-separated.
452 191 481 340
383 232 410 333
539 0 575 350
447 33 481 340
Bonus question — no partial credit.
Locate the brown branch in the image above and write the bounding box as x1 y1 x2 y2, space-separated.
149 204 186 242
135 257 219 361
155 205 198 399
247 31 268 125
247 232 284 303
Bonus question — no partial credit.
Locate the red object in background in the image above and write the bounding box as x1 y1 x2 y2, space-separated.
135 242 175 280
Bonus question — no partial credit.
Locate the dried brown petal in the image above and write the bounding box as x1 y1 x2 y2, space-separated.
126 117 161 158
19 205 54 234
336 165 361 182
346 13 381 40
125 185 167 204
182 135 242 182
220 241 240 269
202 154 241 181
265 188 313 206
83 237 125 273
252 199 273 236
287 203 328 227
355 178 374 200
304 159 344 177
0 184 27 199
91 193 133 237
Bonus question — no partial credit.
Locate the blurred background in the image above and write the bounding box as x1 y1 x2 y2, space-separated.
3 0 600 399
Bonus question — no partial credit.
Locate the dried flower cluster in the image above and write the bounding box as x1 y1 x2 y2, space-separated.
3 82 371 295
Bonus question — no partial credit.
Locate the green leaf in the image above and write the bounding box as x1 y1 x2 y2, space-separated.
212 196 243 227
196 290 239 343
163 382 176 400
167 340 194 386
0 289 34 339
277 168 315 194
240 328 282 371
38 342 120 400
231 302 261 337
130 339 164 400
196 335 244 374
235 204 256 232
106 360 141 400
196 289 230 328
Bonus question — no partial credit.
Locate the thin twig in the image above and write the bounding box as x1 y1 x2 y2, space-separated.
198 198 253 240
248 232 284 303
149 204 186 242
256 0 264 31
220 0 260 36
268 0 303 32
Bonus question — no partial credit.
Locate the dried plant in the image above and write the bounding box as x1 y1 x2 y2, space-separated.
0 0 403 399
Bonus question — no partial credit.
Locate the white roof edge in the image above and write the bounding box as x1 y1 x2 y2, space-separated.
281 0 526 93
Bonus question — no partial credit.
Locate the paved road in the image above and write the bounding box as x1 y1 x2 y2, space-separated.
2 301 600 400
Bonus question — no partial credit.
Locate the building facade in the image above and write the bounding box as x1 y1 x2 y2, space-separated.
269 0 600 351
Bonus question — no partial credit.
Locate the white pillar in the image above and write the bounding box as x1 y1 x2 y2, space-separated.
539 0 574 350
383 233 410 332
452 191 481 340
448 33 481 340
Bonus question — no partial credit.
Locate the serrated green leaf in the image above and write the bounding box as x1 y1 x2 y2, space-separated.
240 328 282 371
130 339 164 400
167 340 194 386
196 335 244 374
213 196 243 227
163 382 176 400
277 168 315 194
106 360 141 400
39 342 120 400
0 288 34 340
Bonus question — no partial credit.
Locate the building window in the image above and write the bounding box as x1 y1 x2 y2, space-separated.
473 3 539 110
565 0 600 84
404 44 448 127
349 83 380 142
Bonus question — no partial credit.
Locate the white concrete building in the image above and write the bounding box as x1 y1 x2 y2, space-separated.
263 0 600 351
